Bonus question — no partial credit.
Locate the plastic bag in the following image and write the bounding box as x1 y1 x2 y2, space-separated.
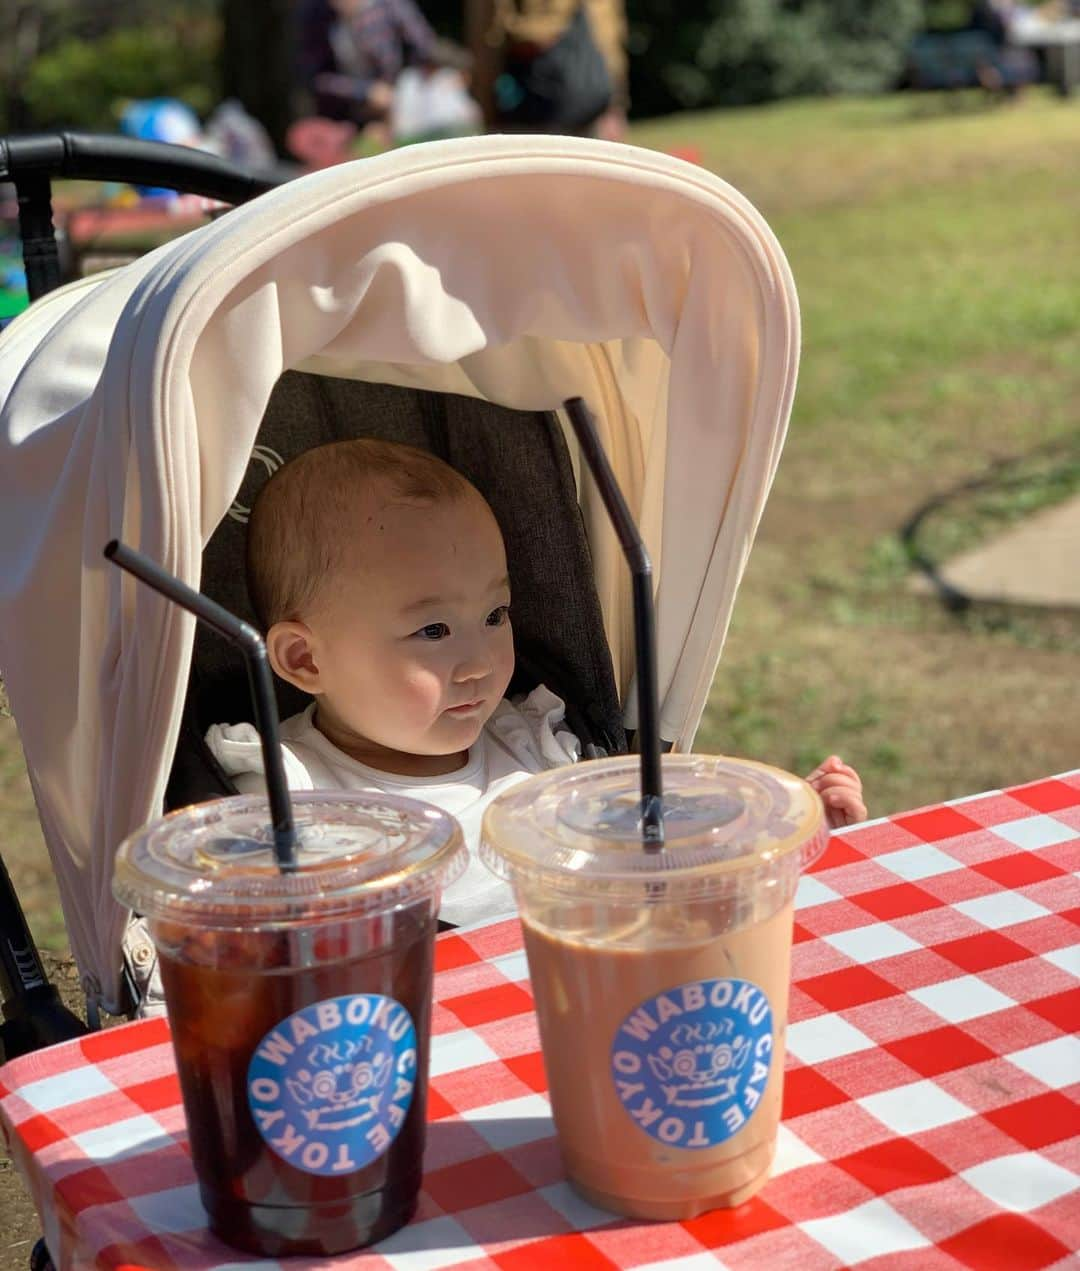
391 69 481 143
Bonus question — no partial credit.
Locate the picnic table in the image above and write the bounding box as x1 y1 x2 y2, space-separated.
2 773 1078 1270
61 199 221 282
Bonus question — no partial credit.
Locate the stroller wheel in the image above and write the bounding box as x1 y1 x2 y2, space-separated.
30 1238 55 1271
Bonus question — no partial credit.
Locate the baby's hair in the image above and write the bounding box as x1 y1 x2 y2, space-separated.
246 438 475 630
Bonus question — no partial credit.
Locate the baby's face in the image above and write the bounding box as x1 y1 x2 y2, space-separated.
308 491 515 770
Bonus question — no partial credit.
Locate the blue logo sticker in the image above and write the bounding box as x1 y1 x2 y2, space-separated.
247 993 416 1176
611 978 773 1150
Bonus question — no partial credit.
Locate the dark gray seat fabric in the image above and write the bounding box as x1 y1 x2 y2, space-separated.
165 371 626 809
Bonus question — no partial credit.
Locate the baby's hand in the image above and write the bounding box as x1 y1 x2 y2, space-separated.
805 755 866 830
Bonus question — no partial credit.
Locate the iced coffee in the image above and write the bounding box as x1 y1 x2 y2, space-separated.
114 793 465 1256
482 755 826 1220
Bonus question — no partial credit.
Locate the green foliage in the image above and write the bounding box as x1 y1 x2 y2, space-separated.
22 16 220 131
627 0 925 116
924 1 977 30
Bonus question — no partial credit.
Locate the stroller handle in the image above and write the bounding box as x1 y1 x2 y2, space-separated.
0 131 280 206
0 131 282 303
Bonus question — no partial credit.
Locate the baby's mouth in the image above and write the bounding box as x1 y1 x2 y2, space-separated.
444 700 483 717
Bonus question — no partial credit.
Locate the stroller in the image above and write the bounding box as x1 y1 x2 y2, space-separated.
0 131 800 1033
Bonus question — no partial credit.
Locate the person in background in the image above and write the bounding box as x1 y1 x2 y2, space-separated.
970 0 1039 95
296 0 439 129
466 0 629 140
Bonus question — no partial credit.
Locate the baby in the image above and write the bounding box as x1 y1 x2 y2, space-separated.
207 438 865 927
207 438 578 925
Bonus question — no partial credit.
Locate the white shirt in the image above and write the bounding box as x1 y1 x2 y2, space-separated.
205 685 580 927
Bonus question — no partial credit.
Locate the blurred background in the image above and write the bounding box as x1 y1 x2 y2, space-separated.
1 0 1078 945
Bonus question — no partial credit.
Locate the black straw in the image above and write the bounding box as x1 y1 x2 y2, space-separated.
563 398 664 850
103 540 297 871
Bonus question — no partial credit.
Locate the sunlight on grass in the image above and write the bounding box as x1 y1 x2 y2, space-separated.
632 90 1080 214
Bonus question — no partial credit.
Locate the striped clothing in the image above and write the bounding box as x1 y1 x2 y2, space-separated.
298 0 437 118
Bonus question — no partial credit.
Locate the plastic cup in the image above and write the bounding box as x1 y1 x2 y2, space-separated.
113 792 466 1257
481 755 827 1220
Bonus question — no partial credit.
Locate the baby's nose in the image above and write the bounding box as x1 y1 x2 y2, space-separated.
453 651 491 682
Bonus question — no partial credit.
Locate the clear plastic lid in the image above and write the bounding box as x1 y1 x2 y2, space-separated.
114 792 467 927
481 755 827 900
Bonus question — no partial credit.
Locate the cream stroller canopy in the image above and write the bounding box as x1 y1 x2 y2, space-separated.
0 135 799 1010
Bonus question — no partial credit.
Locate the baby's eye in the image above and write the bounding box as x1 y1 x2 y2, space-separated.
414 622 450 641
486 605 510 628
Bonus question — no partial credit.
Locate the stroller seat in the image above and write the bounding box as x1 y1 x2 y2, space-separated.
168 372 627 811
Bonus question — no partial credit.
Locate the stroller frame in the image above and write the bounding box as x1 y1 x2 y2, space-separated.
0 134 281 1057
0 132 277 306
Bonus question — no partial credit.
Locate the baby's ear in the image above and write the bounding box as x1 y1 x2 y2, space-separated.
266 621 321 692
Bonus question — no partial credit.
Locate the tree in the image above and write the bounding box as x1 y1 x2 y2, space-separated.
627 0 924 118
221 0 295 156
1 0 219 134
1 1 71 132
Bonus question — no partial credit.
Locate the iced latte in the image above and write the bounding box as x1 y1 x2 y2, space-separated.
482 756 826 1220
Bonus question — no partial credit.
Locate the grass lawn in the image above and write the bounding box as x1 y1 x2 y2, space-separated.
635 89 1080 807
2 89 1080 958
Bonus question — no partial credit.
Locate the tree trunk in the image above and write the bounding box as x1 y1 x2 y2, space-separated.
221 0 295 155
2 3 45 133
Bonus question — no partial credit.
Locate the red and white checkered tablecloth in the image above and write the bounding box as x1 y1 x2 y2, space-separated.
3 774 1079 1271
